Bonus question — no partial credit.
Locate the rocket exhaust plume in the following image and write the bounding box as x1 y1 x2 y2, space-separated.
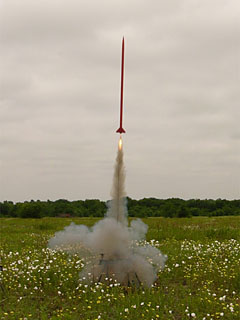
107 136 127 225
48 137 166 287
47 39 166 287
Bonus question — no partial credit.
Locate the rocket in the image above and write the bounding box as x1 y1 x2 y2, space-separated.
116 37 126 134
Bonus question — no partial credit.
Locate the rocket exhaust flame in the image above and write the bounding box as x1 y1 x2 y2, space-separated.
118 136 123 150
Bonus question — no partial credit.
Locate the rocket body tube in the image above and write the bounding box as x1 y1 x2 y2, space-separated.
116 37 126 134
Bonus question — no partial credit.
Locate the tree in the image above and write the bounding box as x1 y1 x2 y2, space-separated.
18 202 42 218
0 201 14 217
177 205 191 218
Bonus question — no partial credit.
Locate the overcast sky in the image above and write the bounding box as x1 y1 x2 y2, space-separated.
0 0 239 202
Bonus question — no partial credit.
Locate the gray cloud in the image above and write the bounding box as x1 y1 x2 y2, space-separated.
0 0 239 201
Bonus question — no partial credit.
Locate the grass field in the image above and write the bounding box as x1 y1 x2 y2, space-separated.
0 216 239 319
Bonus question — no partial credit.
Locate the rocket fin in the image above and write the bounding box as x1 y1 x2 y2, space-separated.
116 127 126 134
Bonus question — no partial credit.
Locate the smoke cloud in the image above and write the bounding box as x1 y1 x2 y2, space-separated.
48 139 167 287
106 141 127 225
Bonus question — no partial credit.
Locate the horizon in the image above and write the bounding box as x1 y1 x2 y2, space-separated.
2 196 239 205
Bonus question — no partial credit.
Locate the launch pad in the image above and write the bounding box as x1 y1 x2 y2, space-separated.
91 253 142 287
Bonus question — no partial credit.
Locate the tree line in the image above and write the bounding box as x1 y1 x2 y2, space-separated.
0 198 239 218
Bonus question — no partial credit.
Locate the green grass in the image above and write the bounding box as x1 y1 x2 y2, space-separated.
0 216 240 319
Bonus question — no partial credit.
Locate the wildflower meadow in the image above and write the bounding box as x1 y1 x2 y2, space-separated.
0 216 239 319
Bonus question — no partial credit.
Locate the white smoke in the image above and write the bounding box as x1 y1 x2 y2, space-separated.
106 142 127 225
48 139 167 287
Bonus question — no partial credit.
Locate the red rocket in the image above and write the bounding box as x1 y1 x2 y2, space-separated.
116 37 126 134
